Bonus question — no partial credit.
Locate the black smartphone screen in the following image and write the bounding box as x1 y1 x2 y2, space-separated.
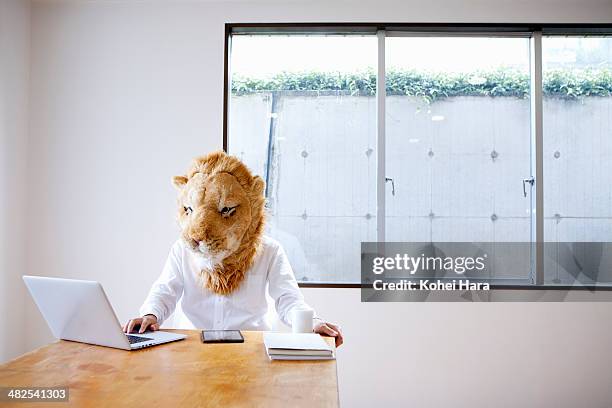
201 330 244 343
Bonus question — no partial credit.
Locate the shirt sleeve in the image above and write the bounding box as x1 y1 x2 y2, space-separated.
139 241 185 325
266 241 318 327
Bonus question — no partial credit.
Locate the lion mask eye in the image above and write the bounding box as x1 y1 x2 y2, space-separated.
183 206 193 215
220 206 237 218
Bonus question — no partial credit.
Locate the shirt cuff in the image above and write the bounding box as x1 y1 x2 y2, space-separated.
139 304 164 325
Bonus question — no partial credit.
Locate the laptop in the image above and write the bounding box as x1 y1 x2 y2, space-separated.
23 276 186 350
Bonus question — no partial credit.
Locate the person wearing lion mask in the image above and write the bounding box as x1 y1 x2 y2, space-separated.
124 151 343 347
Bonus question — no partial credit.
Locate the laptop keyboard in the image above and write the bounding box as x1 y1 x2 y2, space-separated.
127 334 154 344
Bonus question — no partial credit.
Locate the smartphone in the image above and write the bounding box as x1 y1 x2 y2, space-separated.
201 330 244 343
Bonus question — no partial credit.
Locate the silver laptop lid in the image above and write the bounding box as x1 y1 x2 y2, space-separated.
23 276 131 350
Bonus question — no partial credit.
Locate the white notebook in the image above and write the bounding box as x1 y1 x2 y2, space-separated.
263 332 335 360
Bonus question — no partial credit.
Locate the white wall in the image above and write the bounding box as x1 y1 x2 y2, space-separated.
0 0 30 363
303 288 612 407
11 0 612 406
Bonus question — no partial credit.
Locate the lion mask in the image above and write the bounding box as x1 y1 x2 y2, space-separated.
172 151 266 295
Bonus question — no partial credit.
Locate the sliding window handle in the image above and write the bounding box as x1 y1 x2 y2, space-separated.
385 177 395 196
523 176 534 197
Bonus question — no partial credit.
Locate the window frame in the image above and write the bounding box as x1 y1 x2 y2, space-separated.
223 23 612 290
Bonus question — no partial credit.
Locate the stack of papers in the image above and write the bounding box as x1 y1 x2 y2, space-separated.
263 332 335 360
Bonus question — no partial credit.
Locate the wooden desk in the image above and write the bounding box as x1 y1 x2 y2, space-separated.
0 330 338 407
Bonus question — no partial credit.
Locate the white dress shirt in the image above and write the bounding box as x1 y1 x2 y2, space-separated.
139 236 315 330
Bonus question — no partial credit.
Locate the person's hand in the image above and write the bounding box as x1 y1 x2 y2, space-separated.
123 314 159 334
314 321 344 348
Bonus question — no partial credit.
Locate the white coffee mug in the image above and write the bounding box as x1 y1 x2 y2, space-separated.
291 308 314 333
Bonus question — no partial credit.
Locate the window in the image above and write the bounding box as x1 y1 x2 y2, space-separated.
384 35 533 284
228 34 377 283
543 36 612 285
226 25 612 288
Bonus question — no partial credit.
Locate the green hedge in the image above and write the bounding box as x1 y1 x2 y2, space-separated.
232 69 612 102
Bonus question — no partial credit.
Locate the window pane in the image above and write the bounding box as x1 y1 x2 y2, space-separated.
385 36 533 284
229 35 377 283
543 36 612 285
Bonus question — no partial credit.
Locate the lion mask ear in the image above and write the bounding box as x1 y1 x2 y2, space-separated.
172 175 188 189
251 175 265 196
